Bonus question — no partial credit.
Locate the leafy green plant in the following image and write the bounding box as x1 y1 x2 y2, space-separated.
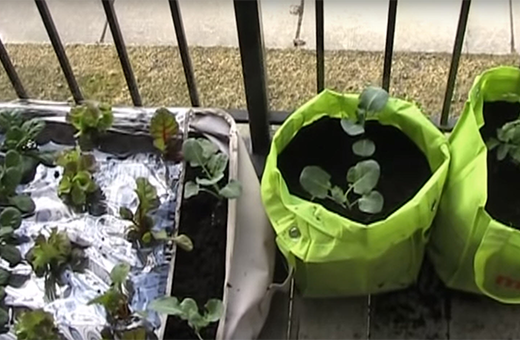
0 150 35 214
67 101 113 151
0 110 55 183
56 147 98 211
14 309 63 340
299 86 389 214
182 138 242 200
487 119 520 163
25 228 88 301
150 107 179 160
120 177 193 251
150 296 223 340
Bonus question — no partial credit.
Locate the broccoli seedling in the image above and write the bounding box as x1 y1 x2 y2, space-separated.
300 86 388 215
67 101 113 151
0 150 35 214
182 138 242 200
120 177 193 251
487 119 520 164
150 107 181 161
25 228 88 301
14 309 63 340
150 297 223 340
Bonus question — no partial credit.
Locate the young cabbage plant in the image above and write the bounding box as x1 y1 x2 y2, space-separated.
56 147 98 211
67 101 114 151
300 86 389 215
150 107 181 161
487 119 520 164
14 309 63 340
119 177 193 251
25 228 88 301
182 138 242 200
0 150 36 214
150 296 223 340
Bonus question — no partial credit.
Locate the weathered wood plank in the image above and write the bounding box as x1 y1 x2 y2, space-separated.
450 292 520 339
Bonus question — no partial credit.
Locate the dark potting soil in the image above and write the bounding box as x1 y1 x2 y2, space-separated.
480 101 520 228
164 161 228 339
277 117 432 224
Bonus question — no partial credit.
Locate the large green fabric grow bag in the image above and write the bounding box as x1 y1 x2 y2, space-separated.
429 66 520 303
261 90 450 297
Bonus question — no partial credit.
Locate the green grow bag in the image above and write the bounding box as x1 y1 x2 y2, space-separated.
261 89 450 297
429 66 520 303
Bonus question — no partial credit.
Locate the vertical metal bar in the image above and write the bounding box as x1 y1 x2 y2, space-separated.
0 38 28 99
169 0 200 107
382 0 398 92
234 0 270 157
441 0 471 127
101 0 142 107
34 0 83 103
316 0 324 93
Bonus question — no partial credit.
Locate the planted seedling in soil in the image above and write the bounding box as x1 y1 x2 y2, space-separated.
0 150 35 214
300 86 389 214
67 101 114 151
486 118 520 163
25 228 88 301
182 138 242 200
119 177 193 251
0 110 55 183
14 309 64 340
150 108 182 161
150 297 223 340
88 262 149 340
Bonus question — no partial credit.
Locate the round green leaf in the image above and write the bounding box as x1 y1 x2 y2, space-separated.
152 229 169 241
299 166 331 199
9 195 35 213
119 207 134 221
196 173 224 186
330 186 346 205
73 171 92 191
180 298 201 321
150 108 178 153
71 184 86 206
58 176 72 195
110 262 130 286
352 139 376 157
219 179 242 199
207 153 228 177
197 138 219 159
204 299 223 323
0 308 8 328
358 86 389 113
340 119 364 136
497 144 510 161
0 207 22 230
0 286 5 300
173 234 194 252
0 268 10 285
358 190 384 214
182 139 205 167
347 160 381 195
149 296 182 315
0 227 14 239
5 150 21 168
0 244 21 267
184 181 200 199
486 138 500 151
3 166 22 190
21 118 45 140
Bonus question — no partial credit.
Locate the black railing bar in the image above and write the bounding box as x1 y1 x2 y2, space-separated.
316 0 324 93
228 109 289 124
34 0 83 104
168 0 200 107
101 0 142 107
0 38 28 100
441 0 471 127
382 0 398 91
233 0 271 156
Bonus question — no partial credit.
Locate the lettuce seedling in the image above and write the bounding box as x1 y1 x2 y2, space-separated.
25 228 88 301
487 119 520 164
14 309 63 340
0 150 35 214
150 296 223 340
56 147 98 211
300 86 388 214
120 177 193 251
182 138 242 200
67 101 114 151
150 108 179 160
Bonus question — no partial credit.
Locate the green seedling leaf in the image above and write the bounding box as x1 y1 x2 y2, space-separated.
5 149 21 168
152 229 168 240
0 207 22 230
21 119 45 141
330 186 346 205
35 150 56 167
3 166 22 191
0 308 8 329
497 143 510 161
300 166 332 199
486 138 500 151
14 309 62 340
150 108 179 153
119 207 134 221
9 195 35 213
219 179 242 199
184 181 200 199
5 127 25 149
0 268 10 285
358 86 389 114
58 176 71 195
358 190 384 214
352 139 376 157
119 327 147 340
204 299 224 323
135 177 159 213
150 296 182 315
207 153 228 177
173 234 194 252
0 286 5 300
71 184 87 205
197 138 219 159
74 171 94 192
79 154 97 172
0 227 14 238
347 160 380 195
110 262 130 287
142 232 152 244
340 119 364 136
182 139 206 167
0 244 21 266
196 173 224 186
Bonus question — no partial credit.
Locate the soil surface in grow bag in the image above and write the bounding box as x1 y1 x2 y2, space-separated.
278 117 431 224
481 101 520 228
165 159 228 339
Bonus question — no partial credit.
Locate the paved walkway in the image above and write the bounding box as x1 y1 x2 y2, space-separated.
0 0 518 54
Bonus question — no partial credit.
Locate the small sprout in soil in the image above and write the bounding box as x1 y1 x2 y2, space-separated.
150 296 223 340
67 101 113 151
0 110 55 183
487 119 520 164
182 138 242 200
120 177 193 251
14 309 63 340
0 150 36 214
26 228 88 301
150 107 181 161
300 86 388 215
56 147 98 211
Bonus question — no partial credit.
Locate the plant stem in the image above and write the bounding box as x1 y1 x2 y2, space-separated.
195 331 204 340
324 194 347 210
199 187 221 200
200 164 222 196
348 198 360 209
